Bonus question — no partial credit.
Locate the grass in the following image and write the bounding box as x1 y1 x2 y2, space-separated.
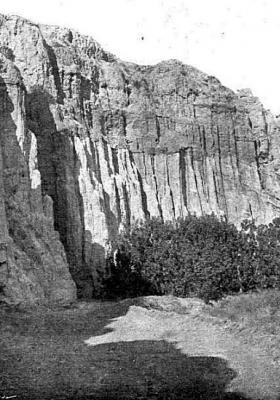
0 300 138 399
1 290 280 399
206 289 280 364
0 298 245 400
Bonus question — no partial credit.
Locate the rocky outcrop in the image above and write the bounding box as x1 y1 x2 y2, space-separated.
0 14 279 302
0 39 76 305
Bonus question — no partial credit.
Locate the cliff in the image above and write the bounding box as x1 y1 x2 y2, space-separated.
0 14 279 303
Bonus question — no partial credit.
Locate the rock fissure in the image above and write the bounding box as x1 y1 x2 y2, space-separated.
0 14 279 303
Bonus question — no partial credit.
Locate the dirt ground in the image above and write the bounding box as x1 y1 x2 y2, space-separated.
1 296 280 399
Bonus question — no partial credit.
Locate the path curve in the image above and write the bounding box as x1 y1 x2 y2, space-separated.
85 298 280 399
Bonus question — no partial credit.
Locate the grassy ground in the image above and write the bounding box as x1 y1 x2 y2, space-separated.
0 298 240 400
0 300 138 400
206 289 280 365
1 291 280 399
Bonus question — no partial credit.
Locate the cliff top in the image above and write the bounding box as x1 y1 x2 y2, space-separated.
0 13 270 110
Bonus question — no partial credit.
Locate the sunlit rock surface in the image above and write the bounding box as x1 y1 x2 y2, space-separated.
0 14 279 301
0 30 76 305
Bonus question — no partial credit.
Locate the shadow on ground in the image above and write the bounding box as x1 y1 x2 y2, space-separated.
69 341 252 400
0 300 257 399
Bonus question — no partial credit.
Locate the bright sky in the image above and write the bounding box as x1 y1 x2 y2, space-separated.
1 0 280 114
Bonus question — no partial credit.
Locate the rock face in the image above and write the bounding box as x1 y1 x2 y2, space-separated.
0 14 279 302
0 20 76 304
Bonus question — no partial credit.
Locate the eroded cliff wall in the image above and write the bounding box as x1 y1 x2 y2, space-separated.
0 33 76 304
0 14 279 301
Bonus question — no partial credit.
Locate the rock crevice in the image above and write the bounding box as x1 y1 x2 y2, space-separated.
0 14 279 302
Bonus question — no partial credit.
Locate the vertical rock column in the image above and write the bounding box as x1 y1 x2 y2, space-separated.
0 136 9 297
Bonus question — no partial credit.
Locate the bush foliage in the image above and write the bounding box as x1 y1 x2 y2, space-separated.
104 214 280 301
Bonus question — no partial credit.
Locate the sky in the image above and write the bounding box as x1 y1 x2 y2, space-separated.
1 0 280 114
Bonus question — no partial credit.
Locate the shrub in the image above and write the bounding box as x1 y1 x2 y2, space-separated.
104 215 280 301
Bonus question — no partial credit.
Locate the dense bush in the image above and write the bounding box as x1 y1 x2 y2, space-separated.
104 214 280 301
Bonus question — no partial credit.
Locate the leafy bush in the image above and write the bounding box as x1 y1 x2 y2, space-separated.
104 214 280 301
102 248 156 299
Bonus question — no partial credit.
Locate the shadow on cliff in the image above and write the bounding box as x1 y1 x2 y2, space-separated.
26 86 121 298
0 76 18 297
0 75 40 297
0 76 27 197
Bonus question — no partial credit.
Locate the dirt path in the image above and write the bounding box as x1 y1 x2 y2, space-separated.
85 298 280 399
1 297 280 399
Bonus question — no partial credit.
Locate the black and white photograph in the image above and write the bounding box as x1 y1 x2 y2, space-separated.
0 1 280 398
